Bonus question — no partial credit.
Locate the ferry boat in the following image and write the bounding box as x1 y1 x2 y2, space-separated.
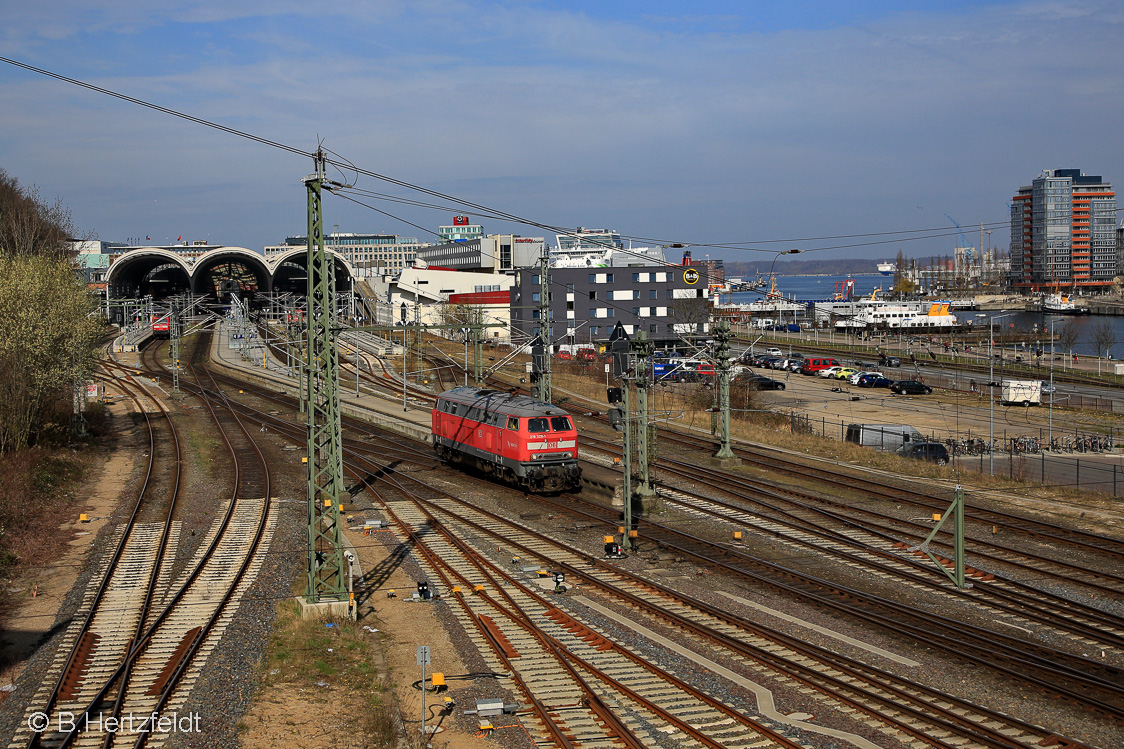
551 228 666 268
877 262 896 276
1042 293 1088 315
834 300 960 332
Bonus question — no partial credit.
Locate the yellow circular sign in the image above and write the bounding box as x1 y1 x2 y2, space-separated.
683 268 700 285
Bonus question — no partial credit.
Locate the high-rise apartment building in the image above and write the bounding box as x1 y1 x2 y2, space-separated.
1010 168 1117 290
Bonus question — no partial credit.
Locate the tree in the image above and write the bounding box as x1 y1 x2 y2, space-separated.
0 170 73 261
1092 319 1116 374
670 296 710 335
1057 320 1080 370
436 300 485 337
0 171 101 451
891 276 916 297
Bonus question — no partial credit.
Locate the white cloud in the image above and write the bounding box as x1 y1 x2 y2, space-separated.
1 1 1122 255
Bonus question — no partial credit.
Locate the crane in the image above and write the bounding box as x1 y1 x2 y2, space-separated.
944 214 975 264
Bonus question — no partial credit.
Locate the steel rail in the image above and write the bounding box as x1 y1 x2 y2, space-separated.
48 334 272 748
26 354 181 749
368 472 806 748
394 487 1105 747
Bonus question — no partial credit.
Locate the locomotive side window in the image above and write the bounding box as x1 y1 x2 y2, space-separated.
507 417 519 430
550 416 572 432
528 417 549 433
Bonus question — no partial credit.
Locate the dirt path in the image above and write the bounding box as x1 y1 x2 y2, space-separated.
0 398 141 693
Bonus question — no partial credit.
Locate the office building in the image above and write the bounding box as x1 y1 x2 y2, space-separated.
265 233 425 276
417 234 545 272
437 216 484 244
510 265 709 348
1010 169 1117 291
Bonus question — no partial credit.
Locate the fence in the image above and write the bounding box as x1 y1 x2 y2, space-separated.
789 412 1122 497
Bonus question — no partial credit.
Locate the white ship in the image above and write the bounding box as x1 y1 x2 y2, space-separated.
877 261 896 276
1042 293 1088 315
551 228 666 268
834 300 960 331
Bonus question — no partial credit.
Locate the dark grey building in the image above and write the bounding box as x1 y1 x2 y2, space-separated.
510 265 710 348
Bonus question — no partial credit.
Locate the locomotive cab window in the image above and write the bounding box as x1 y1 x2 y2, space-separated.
528 417 549 433
550 416 572 432
507 417 519 430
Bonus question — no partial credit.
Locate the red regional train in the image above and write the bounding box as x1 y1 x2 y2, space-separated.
151 315 171 339
432 387 581 492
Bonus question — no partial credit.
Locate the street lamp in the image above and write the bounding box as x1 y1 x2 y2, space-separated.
1049 317 1056 449
988 312 1016 475
766 249 800 355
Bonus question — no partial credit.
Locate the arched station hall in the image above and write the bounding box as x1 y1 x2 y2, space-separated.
104 246 355 311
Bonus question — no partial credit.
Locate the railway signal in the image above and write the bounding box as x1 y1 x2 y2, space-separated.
713 319 736 460
631 330 657 500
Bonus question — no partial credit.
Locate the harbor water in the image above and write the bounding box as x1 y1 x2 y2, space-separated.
728 274 1124 360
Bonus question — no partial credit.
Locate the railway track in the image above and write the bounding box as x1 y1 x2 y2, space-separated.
577 433 1124 654
130 330 1115 746
355 462 1097 748
13 336 276 748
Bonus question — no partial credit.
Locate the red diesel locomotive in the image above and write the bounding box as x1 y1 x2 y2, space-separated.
432 387 581 492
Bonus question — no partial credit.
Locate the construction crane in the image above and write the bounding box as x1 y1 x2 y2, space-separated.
944 214 975 264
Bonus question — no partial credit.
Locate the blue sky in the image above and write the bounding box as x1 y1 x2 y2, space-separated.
1 1 1122 263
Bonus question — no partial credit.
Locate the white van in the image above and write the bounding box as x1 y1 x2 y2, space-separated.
845 423 925 452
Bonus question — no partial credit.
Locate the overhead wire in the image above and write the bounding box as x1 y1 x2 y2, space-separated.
2 55 1004 334
2 54 1008 270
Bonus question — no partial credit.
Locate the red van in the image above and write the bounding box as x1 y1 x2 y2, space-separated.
800 357 839 375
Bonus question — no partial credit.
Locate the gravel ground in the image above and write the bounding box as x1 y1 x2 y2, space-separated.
452 436 1124 749
7 357 1121 748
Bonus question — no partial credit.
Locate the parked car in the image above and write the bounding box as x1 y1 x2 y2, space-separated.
766 357 787 370
834 367 859 381
857 375 893 388
800 357 840 375
849 370 884 385
818 366 844 378
896 441 950 465
890 380 933 395
745 375 786 390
